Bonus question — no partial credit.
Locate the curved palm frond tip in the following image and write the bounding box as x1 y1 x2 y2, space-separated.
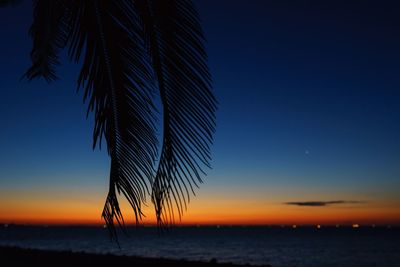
21 0 216 238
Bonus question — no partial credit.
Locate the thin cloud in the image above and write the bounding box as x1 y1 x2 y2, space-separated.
284 200 365 207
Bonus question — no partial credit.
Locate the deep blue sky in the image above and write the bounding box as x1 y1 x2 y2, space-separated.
0 1 399 224
197 1 400 190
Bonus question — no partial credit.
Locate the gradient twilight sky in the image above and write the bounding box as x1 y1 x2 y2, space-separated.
0 1 399 225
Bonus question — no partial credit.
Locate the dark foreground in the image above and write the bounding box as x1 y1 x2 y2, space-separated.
0 246 270 267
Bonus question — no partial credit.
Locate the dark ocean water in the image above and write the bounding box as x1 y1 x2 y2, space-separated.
0 225 399 267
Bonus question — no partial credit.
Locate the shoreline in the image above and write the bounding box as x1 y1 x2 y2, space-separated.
0 246 270 267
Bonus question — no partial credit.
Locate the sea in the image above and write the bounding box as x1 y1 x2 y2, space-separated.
0 225 399 267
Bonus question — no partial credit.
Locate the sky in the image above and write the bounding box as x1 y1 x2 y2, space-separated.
0 0 399 226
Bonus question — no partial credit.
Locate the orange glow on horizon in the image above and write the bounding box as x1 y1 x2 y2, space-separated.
1 187 399 226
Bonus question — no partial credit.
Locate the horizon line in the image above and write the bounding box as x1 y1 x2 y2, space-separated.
2 222 399 228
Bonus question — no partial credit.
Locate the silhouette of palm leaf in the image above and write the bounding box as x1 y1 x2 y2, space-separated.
8 0 216 239
66 0 158 238
24 0 70 82
135 0 217 225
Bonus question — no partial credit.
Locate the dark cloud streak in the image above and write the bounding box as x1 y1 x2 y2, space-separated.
284 200 365 207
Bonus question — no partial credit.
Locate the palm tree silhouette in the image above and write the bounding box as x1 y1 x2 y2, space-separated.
2 0 216 240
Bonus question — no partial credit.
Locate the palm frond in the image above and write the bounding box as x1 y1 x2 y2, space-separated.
66 0 158 239
24 0 216 239
24 0 70 82
136 0 217 225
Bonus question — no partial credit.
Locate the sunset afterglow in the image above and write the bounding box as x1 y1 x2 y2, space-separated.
1 1 400 228
1 185 398 226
